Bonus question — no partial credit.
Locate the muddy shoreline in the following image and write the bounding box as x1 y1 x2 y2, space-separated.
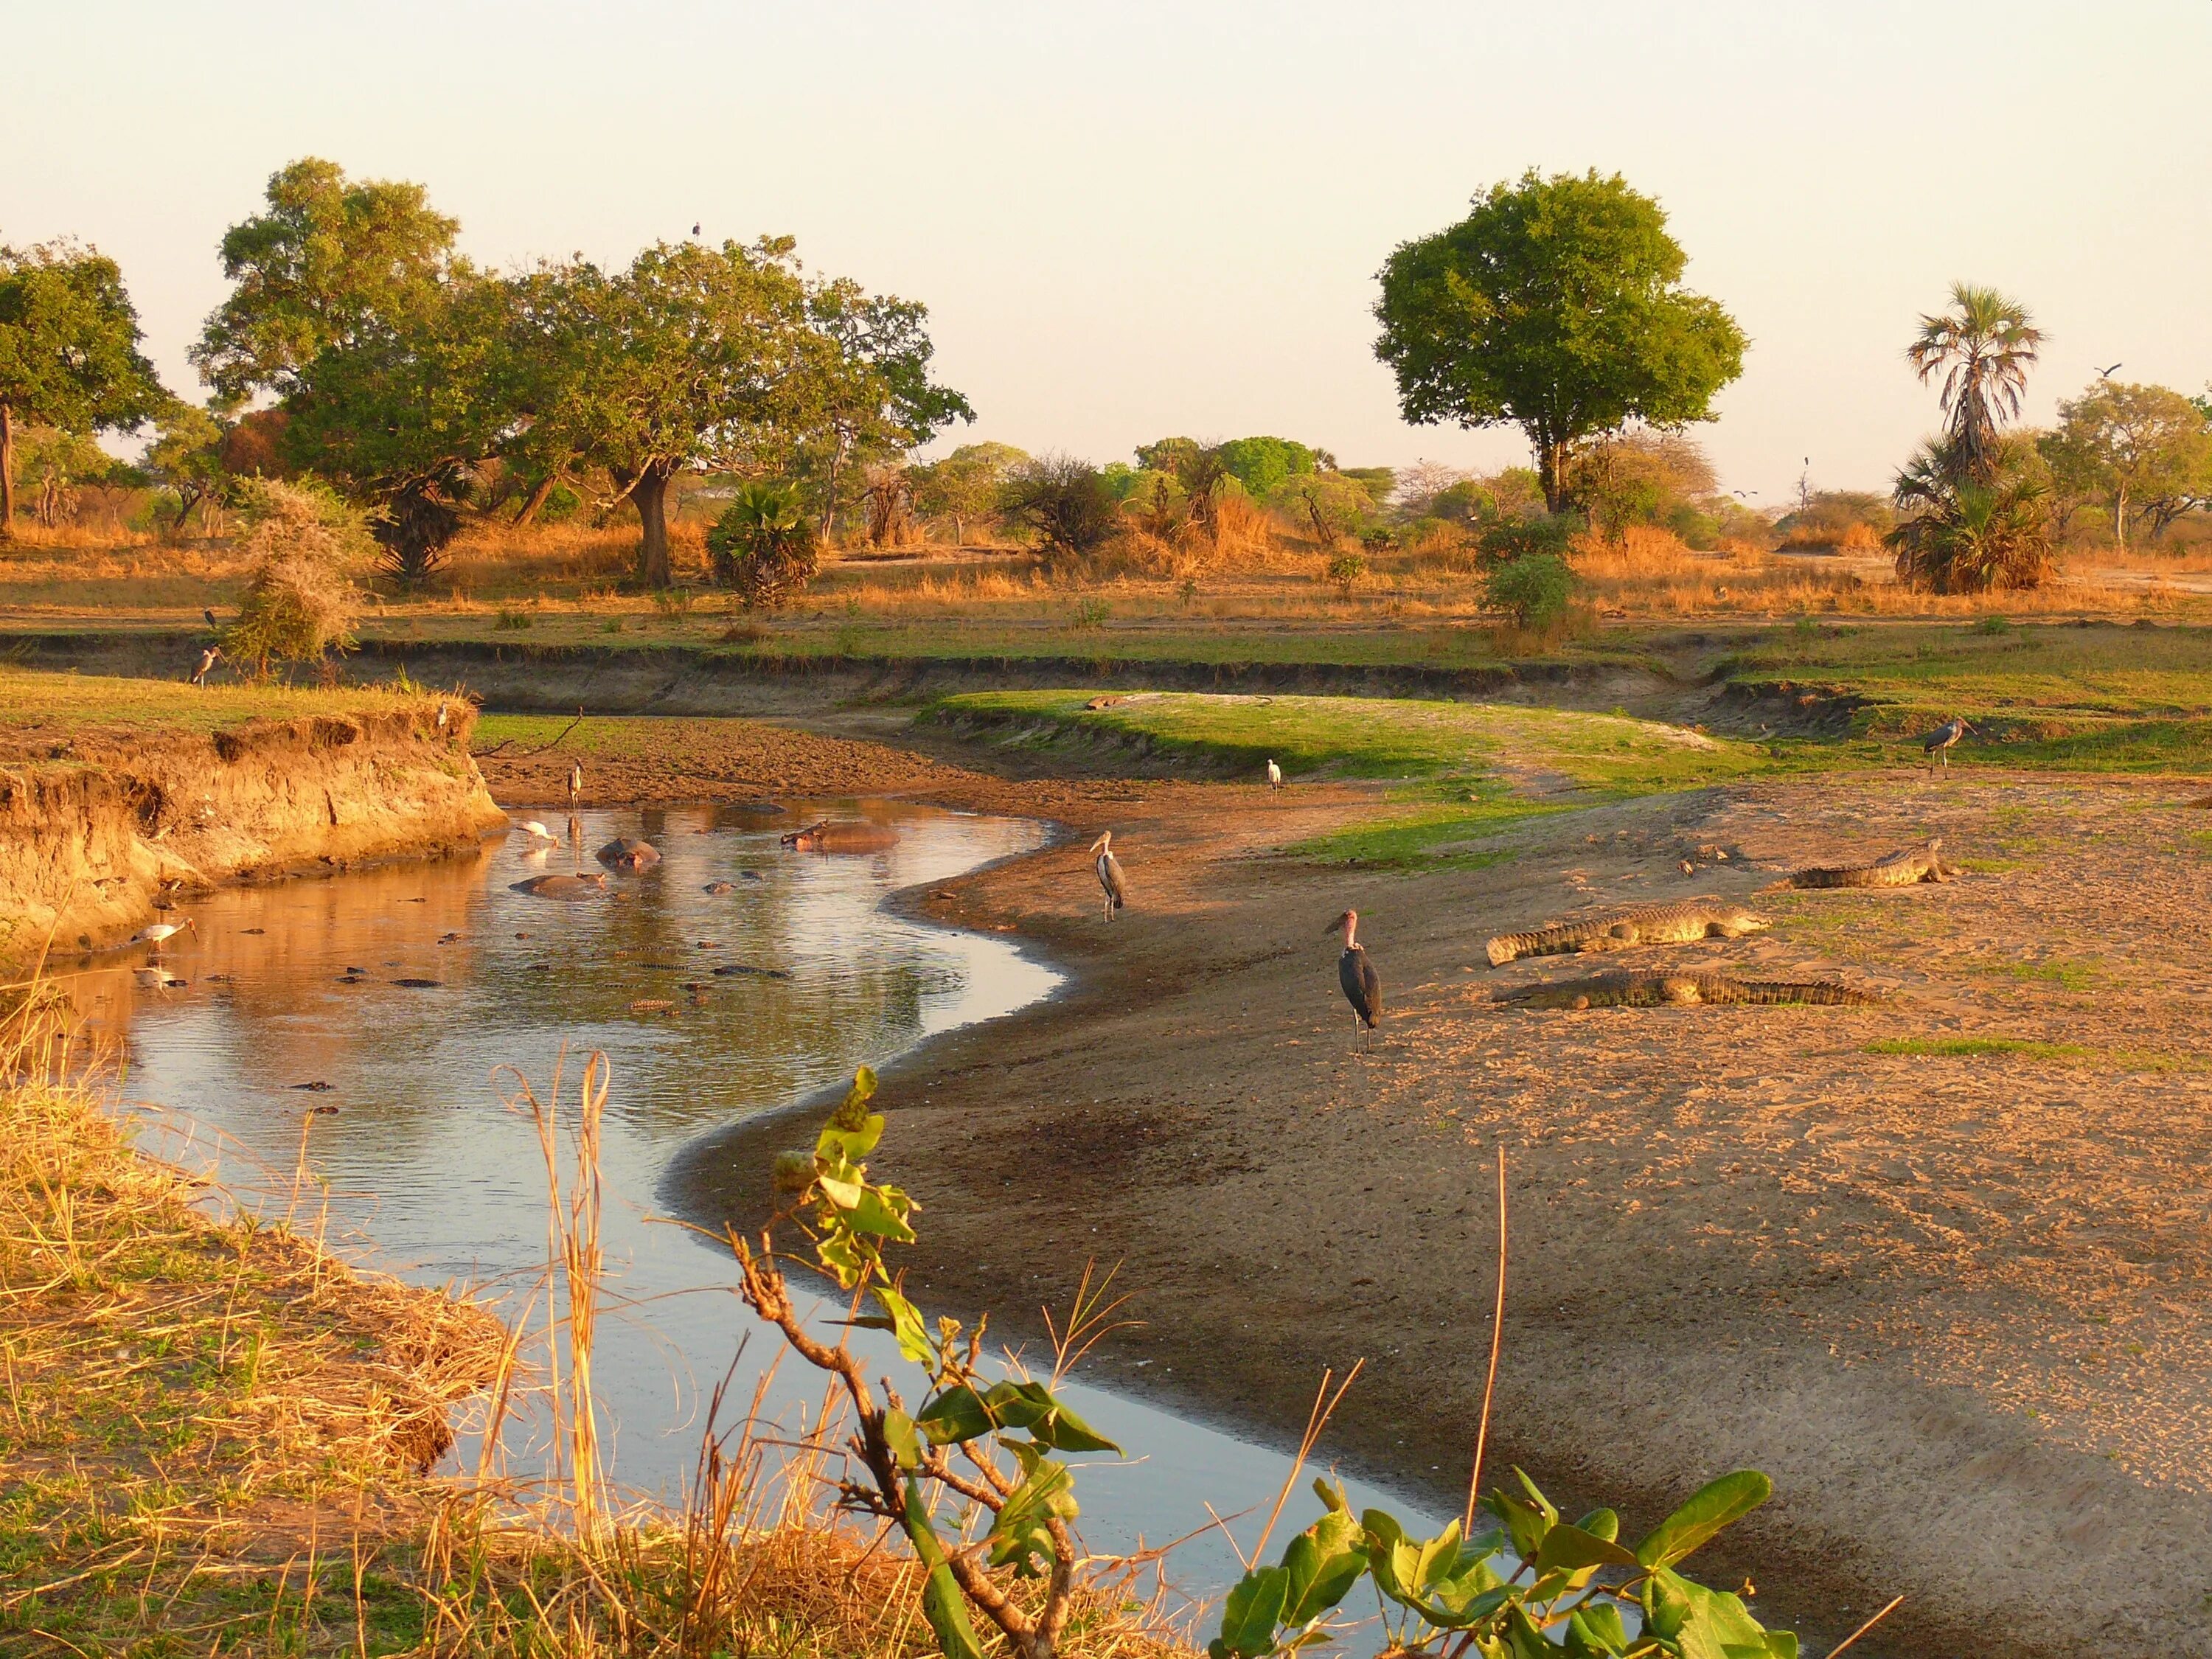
473 717 2212 1659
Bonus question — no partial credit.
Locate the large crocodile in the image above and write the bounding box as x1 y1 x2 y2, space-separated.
1495 971 1884 1009
1764 838 1958 891
1485 900 1769 967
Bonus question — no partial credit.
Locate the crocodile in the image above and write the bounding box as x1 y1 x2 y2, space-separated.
1764 838 1958 891
1495 971 1884 1009
1485 900 1769 967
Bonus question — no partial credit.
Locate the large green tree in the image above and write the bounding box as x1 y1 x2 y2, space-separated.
2039 378 2211 547
0 241 164 535
1373 169 1745 512
513 238 968 586
192 157 463 403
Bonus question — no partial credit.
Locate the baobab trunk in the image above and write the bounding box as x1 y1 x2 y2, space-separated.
0 404 14 538
633 463 675 588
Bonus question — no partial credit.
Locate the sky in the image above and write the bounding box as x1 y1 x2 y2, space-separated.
7 1 2211 501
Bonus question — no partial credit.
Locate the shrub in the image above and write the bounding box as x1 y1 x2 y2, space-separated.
707 480 821 608
1477 512 1581 568
998 455 1121 557
1326 552 1368 597
1484 550 1576 628
223 478 371 676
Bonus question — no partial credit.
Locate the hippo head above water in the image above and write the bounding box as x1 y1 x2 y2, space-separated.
596 837 661 871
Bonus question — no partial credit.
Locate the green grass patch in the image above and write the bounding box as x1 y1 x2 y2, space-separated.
1288 796 1557 869
0 665 431 737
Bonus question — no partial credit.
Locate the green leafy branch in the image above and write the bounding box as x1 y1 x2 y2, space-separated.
728 1068 1125 1659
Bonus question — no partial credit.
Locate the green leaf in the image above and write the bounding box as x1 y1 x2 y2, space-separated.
1534 1521 1640 1576
882 1408 921 1471
873 1284 934 1365
813 1230 867 1289
899 1478 985 1659
1488 1489 1553 1564
816 1111 886 1164
1576 1507 1621 1544
1211 1567 1291 1659
1503 1602 1554 1659
1634 1472 1774 1570
1647 1567 1776 1659
1565 1604 1630 1657
1513 1467 1559 1526
982 1380 1122 1454
987 1444 1077 1578
916 1385 992 1447
1279 1509 1368 1624
1763 1635 1800 1659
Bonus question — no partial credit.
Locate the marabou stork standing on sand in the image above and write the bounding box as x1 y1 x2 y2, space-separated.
1329 909 1382 1048
1090 832 1127 922
1266 758 1283 794
1921 716 1974 773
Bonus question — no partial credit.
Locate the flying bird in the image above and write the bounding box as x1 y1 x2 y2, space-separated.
190 645 221 686
1920 716 1975 773
1089 832 1127 922
1328 909 1382 1048
1266 758 1283 794
2097 362 2123 378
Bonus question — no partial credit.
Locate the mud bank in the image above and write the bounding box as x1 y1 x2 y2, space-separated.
0 701 509 963
0 630 1678 718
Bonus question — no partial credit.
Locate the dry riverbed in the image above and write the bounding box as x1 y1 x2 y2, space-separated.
485 717 2212 1659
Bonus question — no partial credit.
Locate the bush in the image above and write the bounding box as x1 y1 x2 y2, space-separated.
1477 512 1581 568
707 480 821 609
1484 550 1576 627
1326 552 1368 597
997 456 1122 557
223 479 370 676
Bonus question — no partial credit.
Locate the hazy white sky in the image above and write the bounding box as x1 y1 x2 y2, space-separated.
9 1 2209 499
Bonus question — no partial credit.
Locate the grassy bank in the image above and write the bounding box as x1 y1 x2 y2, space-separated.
0 1054 1181 1656
0 665 452 740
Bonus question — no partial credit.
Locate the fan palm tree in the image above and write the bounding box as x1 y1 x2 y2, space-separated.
1905 283 2044 482
1888 436 2052 594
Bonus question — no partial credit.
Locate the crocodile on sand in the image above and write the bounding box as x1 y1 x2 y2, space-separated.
1763 838 1960 891
1493 971 1884 1009
1485 900 1769 967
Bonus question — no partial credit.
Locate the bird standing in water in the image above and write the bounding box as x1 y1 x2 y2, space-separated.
568 760 583 809
132 918 196 956
1090 832 1127 922
1328 908 1382 1048
1921 716 1973 773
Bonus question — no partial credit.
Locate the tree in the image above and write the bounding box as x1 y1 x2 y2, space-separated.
511 239 968 586
8 426 111 529
145 402 229 534
1214 435 1316 500
281 274 518 584
1888 434 2052 593
998 456 1120 557
192 158 463 403
1568 430 1718 540
0 241 164 536
913 442 1029 543
1904 283 2043 484
2039 379 2211 547
706 479 820 607
1374 169 1745 512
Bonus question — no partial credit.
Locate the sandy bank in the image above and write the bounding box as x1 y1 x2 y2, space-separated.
507 712 2212 1659
0 694 509 964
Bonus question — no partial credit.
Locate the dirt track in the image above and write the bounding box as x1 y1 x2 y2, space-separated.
492 720 2212 1659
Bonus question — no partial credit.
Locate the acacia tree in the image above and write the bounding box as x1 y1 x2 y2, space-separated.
192 158 464 403
0 241 164 536
145 402 230 534
913 442 1029 543
513 239 969 587
1374 170 1745 512
2040 379 2212 547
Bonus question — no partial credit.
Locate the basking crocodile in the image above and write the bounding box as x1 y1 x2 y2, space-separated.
1486 900 1769 967
1495 971 1883 1009
1764 838 1958 891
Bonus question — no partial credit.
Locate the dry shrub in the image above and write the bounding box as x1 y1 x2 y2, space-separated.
226 479 372 674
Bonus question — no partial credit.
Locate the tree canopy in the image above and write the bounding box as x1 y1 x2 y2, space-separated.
192 158 464 403
0 240 165 534
2040 378 2211 546
1373 169 1745 512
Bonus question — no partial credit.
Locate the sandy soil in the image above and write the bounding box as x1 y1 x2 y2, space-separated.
489 718 2212 1659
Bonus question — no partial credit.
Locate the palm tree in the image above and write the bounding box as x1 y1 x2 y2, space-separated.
1888 436 2052 594
1905 283 2044 482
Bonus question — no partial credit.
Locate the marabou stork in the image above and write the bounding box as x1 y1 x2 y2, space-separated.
1921 716 1974 773
1090 832 1127 922
191 646 221 686
1329 908 1382 1048
1266 758 1283 794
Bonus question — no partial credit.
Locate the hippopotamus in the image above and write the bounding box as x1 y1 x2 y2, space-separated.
596 837 661 871
703 880 737 895
511 872 608 900
779 820 899 854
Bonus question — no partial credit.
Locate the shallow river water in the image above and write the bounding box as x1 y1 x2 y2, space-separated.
78 800 1435 1610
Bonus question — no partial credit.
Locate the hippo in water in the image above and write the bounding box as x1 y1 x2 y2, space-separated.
511 872 608 900
703 880 737 894
779 820 899 854
596 837 661 871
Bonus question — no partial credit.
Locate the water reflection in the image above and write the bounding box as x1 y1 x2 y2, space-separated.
82 799 1436 1611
